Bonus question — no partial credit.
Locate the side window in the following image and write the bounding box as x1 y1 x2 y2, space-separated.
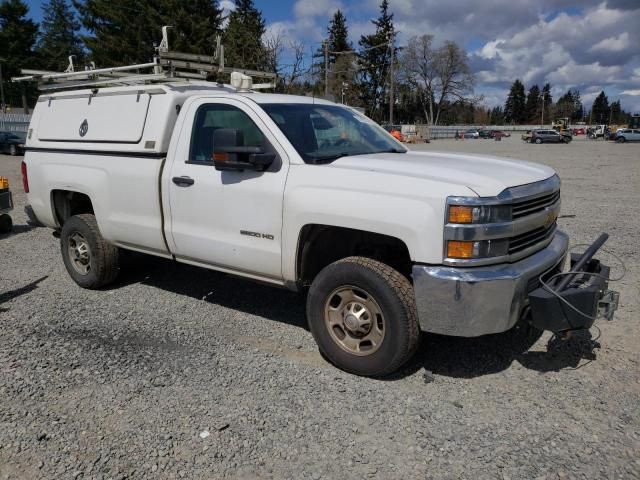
189 103 264 163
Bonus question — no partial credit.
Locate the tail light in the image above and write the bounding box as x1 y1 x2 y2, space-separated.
21 161 29 193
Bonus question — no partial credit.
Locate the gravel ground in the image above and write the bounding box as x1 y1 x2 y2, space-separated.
1 135 639 479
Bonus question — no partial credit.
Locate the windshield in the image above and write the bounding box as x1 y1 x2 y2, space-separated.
261 103 406 163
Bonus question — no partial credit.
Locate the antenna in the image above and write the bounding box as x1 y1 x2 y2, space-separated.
157 26 172 54
65 55 75 73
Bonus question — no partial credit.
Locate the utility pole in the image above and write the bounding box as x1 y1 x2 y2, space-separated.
540 92 545 127
323 41 329 98
389 34 394 125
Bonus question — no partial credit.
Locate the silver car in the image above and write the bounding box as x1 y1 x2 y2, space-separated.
614 129 640 143
530 129 571 144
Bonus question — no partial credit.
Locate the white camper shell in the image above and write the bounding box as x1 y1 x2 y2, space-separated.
28 83 240 154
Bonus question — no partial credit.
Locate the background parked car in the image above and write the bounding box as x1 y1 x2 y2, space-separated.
478 129 492 139
464 129 479 139
490 130 509 138
614 129 640 143
572 127 586 135
529 129 572 144
0 131 26 156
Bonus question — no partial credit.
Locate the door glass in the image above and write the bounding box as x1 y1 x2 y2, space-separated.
189 104 264 163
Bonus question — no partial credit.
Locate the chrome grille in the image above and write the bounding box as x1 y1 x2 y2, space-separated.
509 222 557 254
512 190 560 219
444 175 562 266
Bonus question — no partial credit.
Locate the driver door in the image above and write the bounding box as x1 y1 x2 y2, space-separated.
166 98 289 281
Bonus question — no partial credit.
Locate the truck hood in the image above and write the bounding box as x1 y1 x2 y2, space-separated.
329 151 556 197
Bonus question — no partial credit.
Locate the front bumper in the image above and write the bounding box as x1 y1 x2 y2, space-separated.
412 230 569 337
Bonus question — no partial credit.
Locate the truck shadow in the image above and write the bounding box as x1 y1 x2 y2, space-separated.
111 253 600 380
0 276 48 312
397 326 600 380
111 252 309 331
0 223 37 238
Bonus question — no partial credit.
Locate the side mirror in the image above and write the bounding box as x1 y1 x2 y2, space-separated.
213 128 275 172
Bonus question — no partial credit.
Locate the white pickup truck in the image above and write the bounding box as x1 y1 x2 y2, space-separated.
23 82 571 376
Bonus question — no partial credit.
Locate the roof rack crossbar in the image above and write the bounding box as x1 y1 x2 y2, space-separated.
11 26 278 91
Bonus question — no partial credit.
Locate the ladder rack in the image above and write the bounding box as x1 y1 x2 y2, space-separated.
11 27 277 92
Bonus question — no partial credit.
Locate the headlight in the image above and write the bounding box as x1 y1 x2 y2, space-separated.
446 239 509 259
447 204 511 224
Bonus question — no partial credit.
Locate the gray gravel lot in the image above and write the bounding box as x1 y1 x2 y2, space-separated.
1 135 639 479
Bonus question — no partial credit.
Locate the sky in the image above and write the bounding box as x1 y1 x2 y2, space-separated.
23 0 640 113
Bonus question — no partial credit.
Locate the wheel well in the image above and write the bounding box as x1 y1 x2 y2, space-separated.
297 225 412 285
51 190 94 227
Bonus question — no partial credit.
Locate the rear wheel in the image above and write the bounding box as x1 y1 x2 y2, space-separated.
534 138 542 144
307 257 420 377
60 214 120 289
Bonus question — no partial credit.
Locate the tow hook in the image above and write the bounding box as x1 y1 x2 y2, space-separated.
528 233 620 334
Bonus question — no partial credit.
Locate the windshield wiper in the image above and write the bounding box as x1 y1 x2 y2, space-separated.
311 152 355 163
373 148 406 154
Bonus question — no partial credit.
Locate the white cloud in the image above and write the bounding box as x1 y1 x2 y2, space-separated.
294 0 344 18
262 0 640 111
589 32 631 53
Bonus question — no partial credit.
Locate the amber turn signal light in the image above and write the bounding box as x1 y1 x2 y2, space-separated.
447 241 475 259
448 205 473 224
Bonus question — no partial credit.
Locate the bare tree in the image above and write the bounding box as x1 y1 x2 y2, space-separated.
263 28 285 74
263 30 308 93
283 39 305 93
400 35 475 125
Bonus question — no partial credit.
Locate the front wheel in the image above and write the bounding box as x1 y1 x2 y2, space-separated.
616 136 625 143
9 144 17 156
306 257 420 377
60 214 120 289
534 138 542 144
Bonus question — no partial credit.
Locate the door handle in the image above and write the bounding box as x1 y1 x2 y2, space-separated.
172 176 195 187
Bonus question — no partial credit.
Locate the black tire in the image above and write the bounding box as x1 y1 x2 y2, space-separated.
534 138 542 144
0 214 12 233
306 257 420 377
60 214 120 289
9 144 17 156
616 136 625 143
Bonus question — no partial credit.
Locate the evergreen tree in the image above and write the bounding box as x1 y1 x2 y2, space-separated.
555 89 583 122
570 89 583 122
74 0 223 67
524 84 540 123
328 10 351 62
36 0 84 71
357 0 396 120
504 79 526 124
609 100 621 124
314 9 353 99
489 106 504 124
223 0 267 71
541 83 552 110
591 91 609 124
0 0 38 110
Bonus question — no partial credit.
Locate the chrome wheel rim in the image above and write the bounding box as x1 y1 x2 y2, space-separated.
323 286 385 356
68 232 91 275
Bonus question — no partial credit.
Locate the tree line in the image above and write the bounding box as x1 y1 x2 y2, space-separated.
0 0 634 125
498 79 633 126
